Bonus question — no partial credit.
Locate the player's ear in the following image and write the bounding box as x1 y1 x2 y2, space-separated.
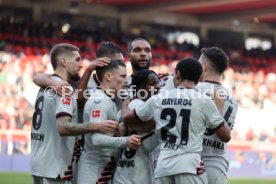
59 57 67 67
105 72 112 82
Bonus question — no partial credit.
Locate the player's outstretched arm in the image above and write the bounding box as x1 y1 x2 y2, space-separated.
92 133 141 150
77 57 110 107
122 107 143 127
122 98 155 127
118 120 154 135
125 121 155 133
121 99 142 126
33 73 57 87
33 73 71 96
56 115 119 136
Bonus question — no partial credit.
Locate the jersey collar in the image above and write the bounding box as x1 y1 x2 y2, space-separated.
97 87 115 101
203 80 221 85
52 73 64 80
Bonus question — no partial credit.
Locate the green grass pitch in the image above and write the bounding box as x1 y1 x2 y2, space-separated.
0 172 275 184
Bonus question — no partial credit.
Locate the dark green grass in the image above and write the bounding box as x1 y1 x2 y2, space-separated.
0 172 32 184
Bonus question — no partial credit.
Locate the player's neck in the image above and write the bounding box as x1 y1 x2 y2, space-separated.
54 68 70 82
203 72 221 83
177 80 195 89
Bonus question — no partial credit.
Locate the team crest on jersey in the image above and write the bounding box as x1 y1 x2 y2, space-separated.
92 109 101 119
61 97 71 106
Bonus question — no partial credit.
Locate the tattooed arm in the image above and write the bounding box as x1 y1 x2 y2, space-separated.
56 115 119 136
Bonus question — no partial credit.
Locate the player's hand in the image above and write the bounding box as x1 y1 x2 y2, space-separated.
94 120 119 134
126 134 141 150
51 80 73 96
87 57 110 73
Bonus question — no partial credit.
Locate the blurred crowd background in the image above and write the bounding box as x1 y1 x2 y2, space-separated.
0 17 276 157
0 0 276 178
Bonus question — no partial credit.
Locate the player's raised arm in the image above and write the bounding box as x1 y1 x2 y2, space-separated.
76 57 110 106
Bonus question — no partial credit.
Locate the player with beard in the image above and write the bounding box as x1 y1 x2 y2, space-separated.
127 38 151 74
31 43 118 184
196 47 238 184
32 42 124 101
125 38 181 181
126 37 175 92
32 42 125 183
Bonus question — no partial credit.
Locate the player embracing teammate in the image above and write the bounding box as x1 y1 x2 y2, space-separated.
122 57 231 184
197 47 238 184
31 39 237 184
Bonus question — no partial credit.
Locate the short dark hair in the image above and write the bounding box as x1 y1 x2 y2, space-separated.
96 42 123 58
50 43 79 70
131 69 159 89
96 59 126 82
127 38 148 53
176 58 202 84
201 47 229 74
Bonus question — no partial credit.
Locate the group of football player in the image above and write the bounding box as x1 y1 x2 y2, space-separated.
30 38 238 184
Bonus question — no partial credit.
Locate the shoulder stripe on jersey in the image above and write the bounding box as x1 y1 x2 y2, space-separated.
133 109 144 124
224 106 233 122
56 112 73 119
